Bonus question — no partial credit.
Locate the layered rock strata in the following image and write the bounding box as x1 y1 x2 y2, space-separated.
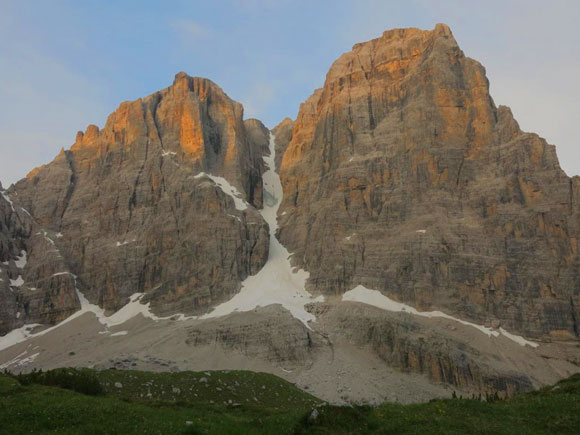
279 24 580 340
0 187 79 335
272 118 294 171
7 73 270 319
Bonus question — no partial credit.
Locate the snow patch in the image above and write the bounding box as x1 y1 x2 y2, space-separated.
499 327 539 348
76 290 158 328
10 276 24 287
416 230 427 234
55 232 63 238
110 330 129 337
14 250 27 269
161 150 177 157
116 238 136 247
0 282 159 351
1 191 15 212
0 351 28 369
342 285 538 347
194 172 249 211
201 133 323 327
14 352 40 367
0 324 42 351
37 231 55 246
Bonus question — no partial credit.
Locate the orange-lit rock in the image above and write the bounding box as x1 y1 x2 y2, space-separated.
8 73 270 319
279 24 580 340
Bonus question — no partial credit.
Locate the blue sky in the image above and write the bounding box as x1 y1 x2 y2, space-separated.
1 0 579 185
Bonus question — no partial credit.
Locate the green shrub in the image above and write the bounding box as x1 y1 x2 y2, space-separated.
13 368 103 396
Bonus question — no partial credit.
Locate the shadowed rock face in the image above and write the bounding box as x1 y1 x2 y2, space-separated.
272 118 294 172
7 74 270 319
186 305 318 366
279 24 580 340
319 303 535 396
1 25 579 347
0 187 79 334
1 25 580 400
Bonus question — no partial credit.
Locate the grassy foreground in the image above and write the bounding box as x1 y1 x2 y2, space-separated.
0 368 579 434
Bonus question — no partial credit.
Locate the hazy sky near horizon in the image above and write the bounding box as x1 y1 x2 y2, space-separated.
1 0 579 186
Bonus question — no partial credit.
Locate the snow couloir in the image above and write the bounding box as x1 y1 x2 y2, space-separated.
199 133 324 326
0 133 538 351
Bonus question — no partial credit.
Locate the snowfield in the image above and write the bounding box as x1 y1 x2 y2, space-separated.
194 172 249 211
342 285 538 348
0 325 43 352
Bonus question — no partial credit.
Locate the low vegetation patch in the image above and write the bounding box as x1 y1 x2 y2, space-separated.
10 368 103 396
1 369 579 434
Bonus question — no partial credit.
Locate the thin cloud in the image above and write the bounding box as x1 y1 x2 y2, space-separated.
171 19 212 44
0 45 109 186
240 81 279 125
231 0 294 13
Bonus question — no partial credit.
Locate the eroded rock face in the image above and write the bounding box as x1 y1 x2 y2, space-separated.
319 303 534 396
2 25 580 351
8 73 269 317
0 187 79 335
272 118 294 171
279 24 580 340
1 25 579 401
186 305 319 366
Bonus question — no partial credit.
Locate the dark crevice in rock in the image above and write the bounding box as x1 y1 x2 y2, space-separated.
59 151 77 226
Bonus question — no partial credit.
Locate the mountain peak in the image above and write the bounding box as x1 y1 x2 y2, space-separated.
332 24 462 91
170 72 227 100
173 71 190 82
279 22 577 344
434 22 453 36
348 23 455 52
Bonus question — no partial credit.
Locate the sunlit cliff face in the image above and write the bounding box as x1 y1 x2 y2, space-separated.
277 24 580 340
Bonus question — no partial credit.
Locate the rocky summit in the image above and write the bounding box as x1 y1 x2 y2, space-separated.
278 23 580 340
1 74 270 332
1 24 579 403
